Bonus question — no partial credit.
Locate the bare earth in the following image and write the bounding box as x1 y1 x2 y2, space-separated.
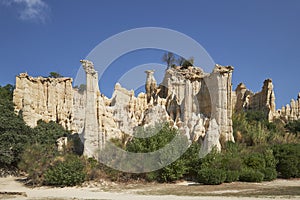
0 176 299 200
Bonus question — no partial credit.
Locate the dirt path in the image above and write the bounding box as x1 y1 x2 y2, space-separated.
0 177 299 200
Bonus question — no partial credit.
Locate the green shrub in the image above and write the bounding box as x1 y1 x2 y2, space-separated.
225 170 239 183
124 123 193 182
33 120 69 145
285 120 300 135
44 154 86 186
272 144 300 178
0 85 34 167
262 167 277 181
239 168 264 182
159 158 189 182
276 156 298 179
263 148 277 169
243 153 266 171
18 144 58 185
197 168 226 185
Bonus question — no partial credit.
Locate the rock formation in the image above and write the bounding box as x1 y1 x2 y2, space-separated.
233 79 276 121
13 58 300 160
277 93 300 121
13 73 73 129
14 61 237 158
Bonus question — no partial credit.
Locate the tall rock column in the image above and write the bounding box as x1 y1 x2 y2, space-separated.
145 70 157 104
80 60 100 158
205 65 234 142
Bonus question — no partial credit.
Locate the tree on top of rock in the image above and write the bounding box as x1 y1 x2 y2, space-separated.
49 72 62 78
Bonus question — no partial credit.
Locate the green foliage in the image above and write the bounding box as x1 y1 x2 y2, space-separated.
225 170 239 183
245 110 268 123
243 153 266 171
19 143 86 186
197 168 226 185
239 168 264 182
159 158 189 182
0 85 33 167
0 84 14 101
126 123 176 153
232 111 296 146
285 120 300 135
33 120 69 145
18 144 58 185
125 123 194 182
49 72 62 78
272 144 300 178
262 167 277 181
44 154 86 186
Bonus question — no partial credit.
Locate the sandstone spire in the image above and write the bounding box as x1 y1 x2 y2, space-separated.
80 60 101 158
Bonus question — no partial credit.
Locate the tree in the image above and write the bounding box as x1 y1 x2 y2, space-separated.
285 119 300 135
162 52 176 68
33 120 69 145
49 72 62 78
0 85 33 167
177 56 194 68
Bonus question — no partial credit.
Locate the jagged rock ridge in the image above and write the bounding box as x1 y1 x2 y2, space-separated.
14 60 297 158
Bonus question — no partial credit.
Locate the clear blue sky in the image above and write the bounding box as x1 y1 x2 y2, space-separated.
0 0 299 108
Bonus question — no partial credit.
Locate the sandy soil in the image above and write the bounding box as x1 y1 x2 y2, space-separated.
0 176 299 200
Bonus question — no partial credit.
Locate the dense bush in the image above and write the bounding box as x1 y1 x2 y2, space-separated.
126 124 177 153
225 170 239 183
0 85 34 167
18 144 58 185
197 168 226 185
44 154 86 186
262 167 277 181
124 123 194 182
285 120 300 135
239 168 264 182
233 111 299 145
272 144 300 178
243 153 266 171
33 120 69 145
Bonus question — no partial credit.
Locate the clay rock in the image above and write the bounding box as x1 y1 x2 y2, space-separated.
13 73 74 130
199 118 221 158
233 79 276 122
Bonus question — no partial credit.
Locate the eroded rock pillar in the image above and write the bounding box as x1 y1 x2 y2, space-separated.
81 60 100 158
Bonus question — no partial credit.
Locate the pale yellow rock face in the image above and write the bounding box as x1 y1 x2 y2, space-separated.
233 79 277 122
13 62 237 158
13 73 74 130
276 93 300 122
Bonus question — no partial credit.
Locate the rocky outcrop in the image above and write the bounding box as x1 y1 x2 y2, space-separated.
233 79 276 121
13 73 73 129
14 61 236 158
80 60 103 158
159 64 234 142
277 93 300 121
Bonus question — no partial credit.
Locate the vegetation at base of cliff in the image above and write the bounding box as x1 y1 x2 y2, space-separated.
0 84 300 186
0 85 70 175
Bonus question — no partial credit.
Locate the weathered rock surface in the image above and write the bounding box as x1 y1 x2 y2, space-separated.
199 119 221 158
277 93 300 121
14 61 236 158
13 73 73 129
233 79 276 121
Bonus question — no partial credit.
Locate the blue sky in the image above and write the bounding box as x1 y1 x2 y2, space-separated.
0 0 299 108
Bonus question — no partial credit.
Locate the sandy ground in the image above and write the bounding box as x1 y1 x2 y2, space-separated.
0 176 299 200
